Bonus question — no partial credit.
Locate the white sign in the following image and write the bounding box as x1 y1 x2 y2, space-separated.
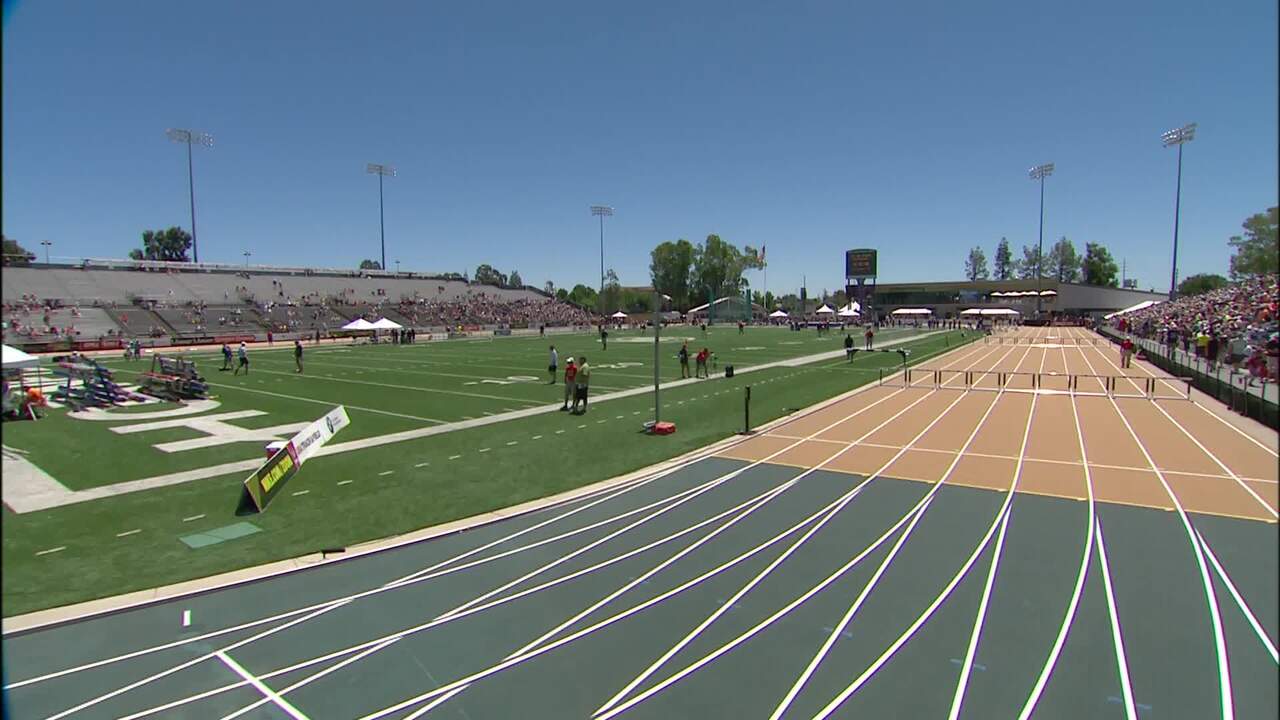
289 406 351 464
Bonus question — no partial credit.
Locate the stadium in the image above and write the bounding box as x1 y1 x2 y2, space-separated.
3 4 1278 720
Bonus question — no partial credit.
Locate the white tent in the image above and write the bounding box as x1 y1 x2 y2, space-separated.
961 308 1022 316
370 318 403 330
2 344 40 370
768 309 789 318
1104 299 1162 320
891 308 933 316
837 306 860 318
815 304 835 315
341 318 375 331
610 311 628 319
1040 289 1058 296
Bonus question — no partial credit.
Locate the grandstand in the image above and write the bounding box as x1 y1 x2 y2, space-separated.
1 259 595 350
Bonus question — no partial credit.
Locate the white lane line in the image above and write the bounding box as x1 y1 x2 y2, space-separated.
214 651 310 720
377 470 394 476
182 610 191 628
947 510 1012 720
414 462 429 468
116 529 141 538
506 441 519 446
218 639 402 720
291 490 309 496
35 547 66 556
448 455 462 460
531 435 543 440
478 448 491 454
1196 528 1279 663
182 514 206 523
337 480 354 486
1096 520 1139 720
1075 345 1234 720
555 430 565 434
1016 345 1098 720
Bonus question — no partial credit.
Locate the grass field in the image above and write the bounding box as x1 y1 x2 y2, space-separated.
1 326 981 616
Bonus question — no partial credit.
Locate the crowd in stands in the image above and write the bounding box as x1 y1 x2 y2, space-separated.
392 292 593 328
1113 274 1279 384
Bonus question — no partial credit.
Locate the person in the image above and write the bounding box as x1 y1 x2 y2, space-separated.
294 339 304 373
234 342 250 375
679 342 690 379
1120 336 1134 369
695 348 708 378
738 321 745 335
864 326 874 350
845 333 855 362
600 327 609 351
539 324 545 337
560 358 577 411
572 356 590 414
267 330 273 346
548 345 558 384
221 343 233 371
1207 333 1221 372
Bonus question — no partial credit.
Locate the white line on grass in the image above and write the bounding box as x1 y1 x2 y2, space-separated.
531 435 542 440
182 515 206 523
478 448 490 453
337 480 353 486
448 455 461 460
414 462 430 468
116 529 141 538
291 490 309 496
35 547 66 556
377 471 394 476
506 441 518 446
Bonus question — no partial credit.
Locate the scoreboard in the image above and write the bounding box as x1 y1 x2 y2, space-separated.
845 249 877 279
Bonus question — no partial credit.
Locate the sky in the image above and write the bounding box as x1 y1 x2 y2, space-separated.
3 0 1276 297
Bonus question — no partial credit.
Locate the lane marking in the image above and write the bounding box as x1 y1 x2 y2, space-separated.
1196 528 1279 663
291 490 309 496
377 471 394 477
35 547 66 556
1096 520 1139 720
414 462 430 468
214 651 310 720
448 455 462 460
182 515 206 523
116 529 141 538
531 435 543 440
506 441 519 446
478 448 491 454
182 611 191 628
337 480 354 486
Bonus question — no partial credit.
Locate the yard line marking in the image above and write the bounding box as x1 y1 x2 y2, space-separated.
1096 520 1139 720
1195 528 1279 663
448 455 462 460
578 424 587 429
531 435 543 440
337 480 354 486
116 529 141 538
478 448 491 453
377 471 394 476
291 490 309 496
182 514 206 523
414 462 430 468
214 651 310 720
1075 344 1234 720
632 411 641 415
506 441 519 446
555 430 565 434
596 420 606 424
182 611 191 628
616 415 625 419
35 547 66 556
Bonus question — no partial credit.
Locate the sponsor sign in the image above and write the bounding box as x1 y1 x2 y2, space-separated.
290 405 351 464
242 405 350 512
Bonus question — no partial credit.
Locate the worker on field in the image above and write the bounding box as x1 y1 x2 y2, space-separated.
572 356 591 414
679 342 690 379
548 345 558 385
864 326 874 350
845 333 855 362
294 340 304 373
221 343 233 371
560 358 577 411
234 342 250 375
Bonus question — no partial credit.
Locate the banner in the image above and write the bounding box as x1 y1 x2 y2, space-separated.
242 405 349 512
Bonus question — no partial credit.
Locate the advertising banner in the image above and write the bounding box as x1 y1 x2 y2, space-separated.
242 405 350 512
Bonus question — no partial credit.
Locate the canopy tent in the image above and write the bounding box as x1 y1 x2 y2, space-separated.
891 308 933 316
837 306 860 318
369 318 404 330
841 301 861 313
1104 299 1162 320
815 304 835 315
960 308 1022 316
610 311 629 319
340 318 375 331
2 344 41 370
768 309 789 318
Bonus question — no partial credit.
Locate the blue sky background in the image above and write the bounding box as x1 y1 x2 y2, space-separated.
3 0 1276 296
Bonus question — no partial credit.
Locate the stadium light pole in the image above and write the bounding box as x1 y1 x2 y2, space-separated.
243 250 251 268
1028 163 1054 317
395 259 401 274
591 205 613 296
165 128 214 264
1162 123 1196 301
40 240 52 266
367 163 397 271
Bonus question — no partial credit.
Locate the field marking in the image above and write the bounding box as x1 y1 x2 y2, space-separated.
377 470 394 476
116 529 141 538
214 651 310 720
555 430 565 434
448 455 462 460
182 610 191 628
414 462 430 468
35 547 66 556
1195 528 1279 663
1096 520 1139 720
182 514 206 523
531 435 543 440
506 441 519 446
478 448 491 453
337 480 354 486
291 490 309 496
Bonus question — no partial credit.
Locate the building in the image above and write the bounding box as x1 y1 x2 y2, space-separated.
871 279 1167 319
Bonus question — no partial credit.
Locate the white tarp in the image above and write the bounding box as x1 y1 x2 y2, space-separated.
768 309 789 318
610 311 628 318
369 318 403 330
341 318 375 331
1104 299 1162 320
815 304 835 314
891 308 933 316
1 345 40 370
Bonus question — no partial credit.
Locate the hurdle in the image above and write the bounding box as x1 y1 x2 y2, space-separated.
881 367 1191 400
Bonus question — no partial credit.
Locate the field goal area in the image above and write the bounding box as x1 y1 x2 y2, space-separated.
879 367 1193 400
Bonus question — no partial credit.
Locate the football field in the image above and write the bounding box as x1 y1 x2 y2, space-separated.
2 325 968 616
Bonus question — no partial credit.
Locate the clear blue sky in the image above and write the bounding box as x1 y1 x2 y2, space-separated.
3 0 1276 296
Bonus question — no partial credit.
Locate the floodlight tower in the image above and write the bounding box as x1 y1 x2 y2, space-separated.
367 163 397 271
40 240 52 266
243 250 251 268
1028 162 1054 316
165 128 214 263
591 205 613 295
1162 123 1196 300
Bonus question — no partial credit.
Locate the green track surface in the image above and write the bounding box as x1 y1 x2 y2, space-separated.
2 327 979 616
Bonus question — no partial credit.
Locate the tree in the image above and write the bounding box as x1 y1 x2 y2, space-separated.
555 288 569 301
964 247 989 281
358 259 382 270
690 234 762 306
474 264 505 286
1017 245 1045 280
1228 206 1278 279
776 293 800 314
598 269 622 313
649 239 697 310
508 270 523 288
2 236 35 266
130 227 192 262
567 284 598 308
1177 273 1229 297
993 237 1014 280
1081 243 1119 287
1048 237 1081 282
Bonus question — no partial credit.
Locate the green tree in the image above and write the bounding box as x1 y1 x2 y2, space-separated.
598 269 623 313
567 284 598 308
993 237 1014 280
1049 237 1081 282
474 264 505 287
357 259 382 270
130 227 192 262
1228 206 1278 279
1081 243 1120 287
555 288 569 301
508 270 523 288
1 236 35 266
776 293 800 314
964 246 989 281
649 239 697 310
691 234 762 305
1017 245 1044 280
1176 273 1229 297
